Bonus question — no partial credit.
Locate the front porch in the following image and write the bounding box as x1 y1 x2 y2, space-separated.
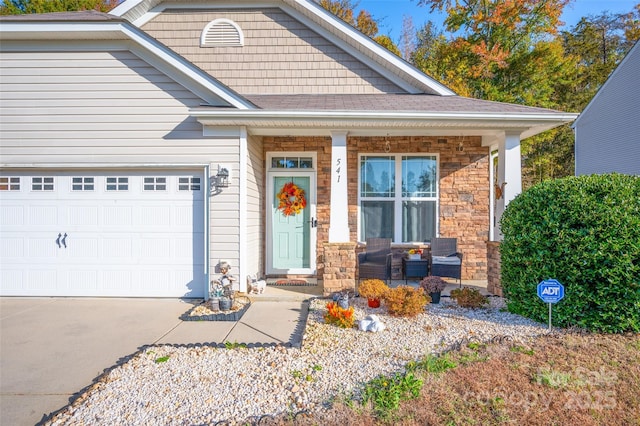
262 134 495 291
249 276 492 301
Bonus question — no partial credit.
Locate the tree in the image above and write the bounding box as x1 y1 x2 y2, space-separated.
399 15 416 61
415 0 573 102
318 0 355 26
412 1 640 186
0 0 120 14
356 9 377 37
373 34 401 56
318 0 400 55
520 9 639 185
621 4 640 51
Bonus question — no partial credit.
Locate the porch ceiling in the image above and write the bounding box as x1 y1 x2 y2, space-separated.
191 108 578 142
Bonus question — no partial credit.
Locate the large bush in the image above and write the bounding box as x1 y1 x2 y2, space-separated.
500 174 640 333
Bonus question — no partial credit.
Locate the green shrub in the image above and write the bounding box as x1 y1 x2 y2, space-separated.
361 372 423 420
383 286 429 317
450 287 488 308
500 174 640 333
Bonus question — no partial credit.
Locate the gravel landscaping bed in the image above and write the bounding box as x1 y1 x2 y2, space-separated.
45 297 549 425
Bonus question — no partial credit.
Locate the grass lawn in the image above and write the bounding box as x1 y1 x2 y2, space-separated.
281 332 640 425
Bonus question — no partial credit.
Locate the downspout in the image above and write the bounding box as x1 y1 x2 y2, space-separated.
205 164 211 300
238 126 248 292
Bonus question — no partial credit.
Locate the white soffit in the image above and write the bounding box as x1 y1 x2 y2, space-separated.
191 109 578 139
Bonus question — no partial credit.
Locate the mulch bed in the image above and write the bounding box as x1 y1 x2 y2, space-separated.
180 298 251 322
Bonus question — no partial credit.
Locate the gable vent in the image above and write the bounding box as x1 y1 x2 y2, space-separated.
200 19 244 47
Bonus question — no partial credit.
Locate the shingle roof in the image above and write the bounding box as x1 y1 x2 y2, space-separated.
244 94 563 115
0 10 123 21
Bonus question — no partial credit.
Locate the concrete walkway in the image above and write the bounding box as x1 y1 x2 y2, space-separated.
0 293 314 426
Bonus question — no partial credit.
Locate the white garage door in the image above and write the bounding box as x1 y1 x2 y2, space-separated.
0 170 206 298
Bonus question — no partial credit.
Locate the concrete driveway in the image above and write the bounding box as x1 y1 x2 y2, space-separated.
0 297 308 426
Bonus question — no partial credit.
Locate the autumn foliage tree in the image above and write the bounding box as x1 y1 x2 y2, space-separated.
0 0 120 14
413 0 639 186
319 0 400 55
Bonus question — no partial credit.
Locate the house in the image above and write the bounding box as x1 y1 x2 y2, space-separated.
0 0 577 298
573 40 640 176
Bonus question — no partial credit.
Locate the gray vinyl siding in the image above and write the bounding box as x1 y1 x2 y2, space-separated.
245 134 265 277
575 43 640 176
141 8 404 95
0 47 242 283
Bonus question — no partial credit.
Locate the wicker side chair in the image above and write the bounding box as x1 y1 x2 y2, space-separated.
429 237 463 286
357 238 392 284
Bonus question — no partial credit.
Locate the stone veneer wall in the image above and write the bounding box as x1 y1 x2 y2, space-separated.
348 136 490 281
263 135 490 291
486 241 502 296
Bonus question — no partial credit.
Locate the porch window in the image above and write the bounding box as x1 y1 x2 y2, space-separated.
359 155 438 243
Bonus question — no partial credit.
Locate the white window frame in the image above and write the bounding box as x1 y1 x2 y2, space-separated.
106 176 129 192
143 177 167 191
71 176 95 191
178 176 202 191
0 176 20 191
31 176 54 192
358 153 439 243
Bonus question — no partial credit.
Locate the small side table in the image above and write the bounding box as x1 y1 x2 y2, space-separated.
402 258 429 284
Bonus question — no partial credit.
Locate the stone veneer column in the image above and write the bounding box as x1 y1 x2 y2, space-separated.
322 242 356 296
486 241 502 296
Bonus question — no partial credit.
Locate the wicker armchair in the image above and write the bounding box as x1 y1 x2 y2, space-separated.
429 237 463 286
357 238 392 284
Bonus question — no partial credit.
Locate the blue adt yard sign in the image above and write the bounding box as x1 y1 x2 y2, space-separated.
537 279 565 330
537 279 565 303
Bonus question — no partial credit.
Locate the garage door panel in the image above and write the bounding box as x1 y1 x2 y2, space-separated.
1 205 24 226
103 206 133 227
65 270 98 293
29 238 59 259
140 237 172 259
67 206 99 227
102 237 132 259
102 270 132 295
66 237 99 258
30 205 58 227
0 270 23 293
27 269 58 291
1 236 24 259
139 205 171 228
0 170 206 297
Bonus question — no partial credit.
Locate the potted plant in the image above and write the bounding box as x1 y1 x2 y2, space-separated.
358 279 389 308
407 248 423 260
420 275 447 304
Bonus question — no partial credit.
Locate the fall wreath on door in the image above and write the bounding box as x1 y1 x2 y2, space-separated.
277 182 307 216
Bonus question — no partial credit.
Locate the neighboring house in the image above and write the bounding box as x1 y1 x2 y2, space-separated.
573 40 640 176
0 0 577 298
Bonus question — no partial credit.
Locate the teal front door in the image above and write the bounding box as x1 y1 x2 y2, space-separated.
268 173 316 274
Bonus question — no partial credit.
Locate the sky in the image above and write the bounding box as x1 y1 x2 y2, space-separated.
355 0 639 39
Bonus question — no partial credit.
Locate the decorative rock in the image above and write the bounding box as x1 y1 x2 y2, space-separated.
45 296 548 426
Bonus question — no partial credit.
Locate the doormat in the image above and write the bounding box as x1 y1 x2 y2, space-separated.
268 279 315 286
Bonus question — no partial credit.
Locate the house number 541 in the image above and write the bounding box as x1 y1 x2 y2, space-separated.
335 158 342 182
